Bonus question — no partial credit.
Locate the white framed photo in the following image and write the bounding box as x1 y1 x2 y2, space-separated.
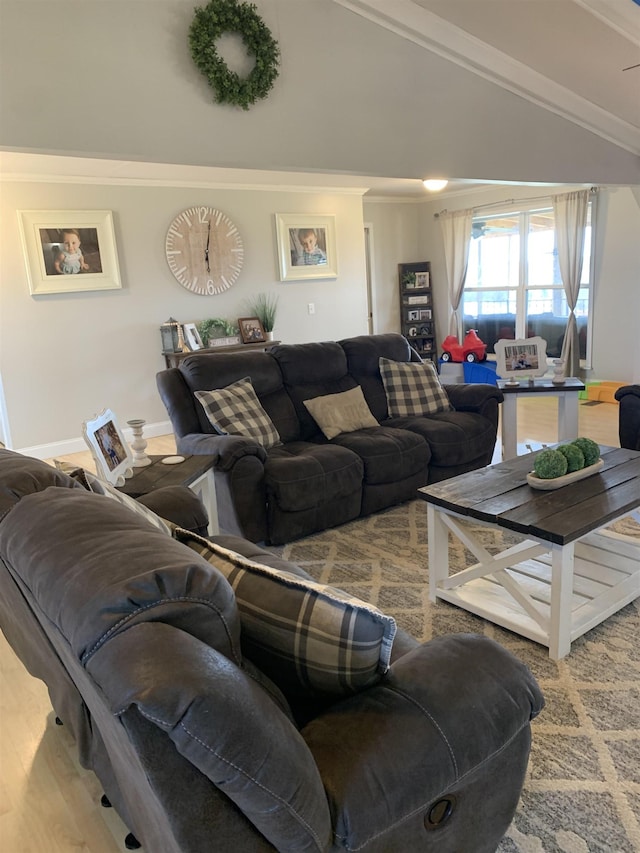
495 336 548 384
414 271 430 288
275 214 337 281
183 322 204 350
82 408 133 486
18 209 122 295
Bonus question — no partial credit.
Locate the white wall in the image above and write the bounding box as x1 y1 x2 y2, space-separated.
1 0 638 185
364 201 421 334
366 186 640 383
0 180 368 454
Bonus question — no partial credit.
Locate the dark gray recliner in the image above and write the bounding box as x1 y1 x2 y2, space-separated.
0 448 544 853
615 384 640 450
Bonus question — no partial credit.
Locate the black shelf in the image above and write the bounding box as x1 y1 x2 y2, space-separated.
398 261 436 363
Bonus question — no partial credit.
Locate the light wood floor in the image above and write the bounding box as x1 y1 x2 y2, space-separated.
1 400 622 852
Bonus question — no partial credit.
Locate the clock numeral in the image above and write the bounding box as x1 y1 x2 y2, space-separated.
206 280 215 295
198 208 208 224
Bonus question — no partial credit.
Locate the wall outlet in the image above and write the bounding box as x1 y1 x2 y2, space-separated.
308 302 315 315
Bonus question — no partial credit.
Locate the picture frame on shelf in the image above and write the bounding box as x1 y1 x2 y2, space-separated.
238 317 267 344
407 309 420 322
82 408 133 486
275 213 337 281
183 322 204 351
414 271 430 288
18 209 122 295
494 336 548 385
418 309 432 321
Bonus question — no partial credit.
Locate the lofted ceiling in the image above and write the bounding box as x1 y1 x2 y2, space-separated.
336 0 640 155
1 0 638 198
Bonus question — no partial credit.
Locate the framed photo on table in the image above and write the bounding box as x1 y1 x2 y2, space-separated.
183 323 204 350
275 214 337 281
18 210 122 295
495 336 548 385
238 317 267 344
82 408 133 486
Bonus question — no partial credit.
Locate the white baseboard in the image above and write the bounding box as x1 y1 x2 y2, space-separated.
15 420 173 460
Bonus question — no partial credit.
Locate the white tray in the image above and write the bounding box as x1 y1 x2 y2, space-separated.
526 458 604 490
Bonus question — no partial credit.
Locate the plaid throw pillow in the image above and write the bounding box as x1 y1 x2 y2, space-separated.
379 357 452 417
195 377 280 449
174 529 396 700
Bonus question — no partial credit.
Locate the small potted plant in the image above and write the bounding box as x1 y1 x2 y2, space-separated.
245 292 279 340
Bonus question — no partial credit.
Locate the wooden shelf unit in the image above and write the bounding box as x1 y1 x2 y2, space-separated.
398 261 436 363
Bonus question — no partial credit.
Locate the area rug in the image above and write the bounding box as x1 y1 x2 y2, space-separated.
271 502 640 853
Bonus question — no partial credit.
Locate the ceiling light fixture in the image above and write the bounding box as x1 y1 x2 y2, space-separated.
423 179 448 192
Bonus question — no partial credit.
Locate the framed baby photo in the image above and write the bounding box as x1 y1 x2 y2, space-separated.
275 214 337 281
82 408 133 486
18 209 122 295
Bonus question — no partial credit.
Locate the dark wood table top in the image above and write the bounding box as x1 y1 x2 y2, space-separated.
116 454 217 498
497 377 585 394
417 446 640 545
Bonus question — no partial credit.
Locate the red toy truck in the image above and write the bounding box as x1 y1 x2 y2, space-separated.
441 330 487 363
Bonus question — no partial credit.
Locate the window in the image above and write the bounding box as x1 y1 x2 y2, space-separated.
463 204 592 361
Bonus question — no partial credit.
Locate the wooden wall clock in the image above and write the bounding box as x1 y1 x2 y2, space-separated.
165 206 244 295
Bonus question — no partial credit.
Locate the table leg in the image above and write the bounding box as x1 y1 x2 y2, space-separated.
501 395 518 460
190 469 219 535
548 542 575 659
557 392 580 442
427 505 450 603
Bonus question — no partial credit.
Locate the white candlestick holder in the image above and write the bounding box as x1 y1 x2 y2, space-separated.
127 419 152 467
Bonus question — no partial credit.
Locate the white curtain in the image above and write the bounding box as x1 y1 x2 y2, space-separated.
552 189 590 377
438 209 473 340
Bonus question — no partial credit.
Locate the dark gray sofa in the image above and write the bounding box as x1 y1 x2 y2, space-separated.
0 448 544 852
157 333 503 544
615 384 640 450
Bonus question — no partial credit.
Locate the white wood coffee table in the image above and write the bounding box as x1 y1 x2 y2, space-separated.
418 446 640 659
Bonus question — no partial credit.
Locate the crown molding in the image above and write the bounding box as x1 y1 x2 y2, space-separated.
334 0 640 155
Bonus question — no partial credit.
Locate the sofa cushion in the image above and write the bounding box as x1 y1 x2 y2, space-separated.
195 378 281 449
379 357 452 417
389 410 496 468
331 426 430 485
174 530 397 703
303 386 379 440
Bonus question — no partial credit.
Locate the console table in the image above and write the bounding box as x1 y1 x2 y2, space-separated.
117 454 218 535
498 377 585 460
163 340 281 369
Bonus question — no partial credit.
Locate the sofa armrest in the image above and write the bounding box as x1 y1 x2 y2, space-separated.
176 433 268 471
445 382 504 413
302 633 543 853
88 622 332 853
138 485 209 534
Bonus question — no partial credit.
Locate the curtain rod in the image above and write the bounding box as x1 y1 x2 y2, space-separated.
433 186 598 218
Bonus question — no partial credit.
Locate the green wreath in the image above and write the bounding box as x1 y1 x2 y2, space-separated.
189 0 280 110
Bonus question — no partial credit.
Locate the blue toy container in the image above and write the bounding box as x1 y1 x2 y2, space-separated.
463 361 499 385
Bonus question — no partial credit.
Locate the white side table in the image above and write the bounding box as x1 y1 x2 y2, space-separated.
498 378 585 460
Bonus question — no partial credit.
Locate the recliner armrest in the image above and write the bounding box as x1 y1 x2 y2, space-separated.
445 382 504 411
176 433 267 471
302 633 543 853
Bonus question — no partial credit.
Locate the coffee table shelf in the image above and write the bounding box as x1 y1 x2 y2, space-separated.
419 446 640 659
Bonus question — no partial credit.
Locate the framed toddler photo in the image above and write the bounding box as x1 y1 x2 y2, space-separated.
18 209 122 295
275 214 337 281
414 271 430 288
82 408 133 486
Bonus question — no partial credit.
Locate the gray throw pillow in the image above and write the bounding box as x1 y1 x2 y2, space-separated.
195 377 280 449
379 357 452 417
